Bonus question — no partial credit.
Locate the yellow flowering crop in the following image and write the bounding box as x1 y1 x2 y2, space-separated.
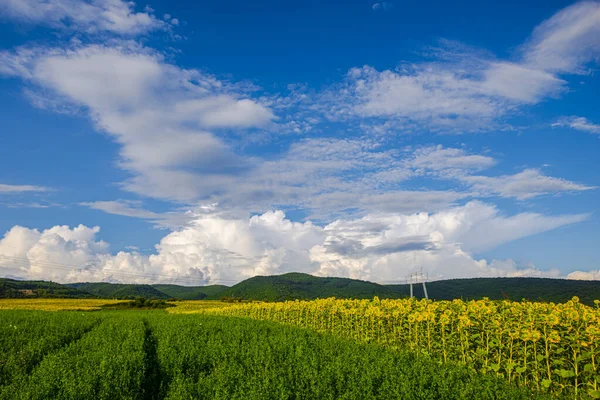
195 296 600 398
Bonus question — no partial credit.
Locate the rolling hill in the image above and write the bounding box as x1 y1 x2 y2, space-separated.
1 274 599 305
387 277 600 306
152 284 228 300
215 272 404 301
0 278 93 298
68 282 171 299
213 273 600 305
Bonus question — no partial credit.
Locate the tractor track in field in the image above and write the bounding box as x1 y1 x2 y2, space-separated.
0 317 104 391
22 318 103 376
142 319 167 400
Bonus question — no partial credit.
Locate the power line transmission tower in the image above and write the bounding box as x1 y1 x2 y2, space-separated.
406 269 429 300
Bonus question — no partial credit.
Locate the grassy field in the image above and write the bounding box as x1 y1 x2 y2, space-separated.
0 298 598 399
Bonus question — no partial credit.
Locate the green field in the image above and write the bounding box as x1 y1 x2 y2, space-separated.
0 309 553 400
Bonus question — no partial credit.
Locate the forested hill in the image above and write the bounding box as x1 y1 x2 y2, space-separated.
0 278 228 300
214 273 600 305
0 278 93 298
1 274 599 305
386 277 600 306
152 284 229 300
215 273 400 301
68 282 171 300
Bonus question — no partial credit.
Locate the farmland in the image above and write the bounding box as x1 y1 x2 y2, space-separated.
201 297 600 398
0 297 598 399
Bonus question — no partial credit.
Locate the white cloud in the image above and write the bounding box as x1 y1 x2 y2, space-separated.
0 203 589 284
0 183 48 193
567 270 600 280
552 116 600 134
0 0 165 35
0 2 596 220
67 138 592 219
356 191 466 215
346 65 501 122
80 200 193 228
521 1 600 74
462 169 595 200
406 145 496 174
320 1 600 132
328 59 564 132
2 43 276 203
372 2 393 11
479 62 564 103
310 201 587 282
81 200 161 219
0 224 110 282
0 202 55 209
219 140 473 216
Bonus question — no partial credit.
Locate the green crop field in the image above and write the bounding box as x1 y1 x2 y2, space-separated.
0 308 557 400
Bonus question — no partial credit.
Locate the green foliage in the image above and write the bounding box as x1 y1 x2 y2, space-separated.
68 282 170 300
213 273 600 305
150 314 547 400
1 313 148 400
389 277 600 306
152 284 228 300
3 273 600 305
101 297 174 310
0 278 92 299
214 272 401 301
0 310 554 399
0 311 101 387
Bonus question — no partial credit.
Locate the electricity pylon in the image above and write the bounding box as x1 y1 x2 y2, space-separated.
406 269 429 300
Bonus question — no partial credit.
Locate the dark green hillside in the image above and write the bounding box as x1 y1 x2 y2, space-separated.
0 278 92 298
387 277 600 306
68 282 170 299
213 272 402 301
152 284 228 300
2 274 599 305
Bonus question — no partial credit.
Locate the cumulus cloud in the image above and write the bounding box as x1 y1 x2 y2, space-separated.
567 270 600 280
462 169 595 200
552 116 600 135
0 202 589 284
0 183 48 193
0 0 166 35
310 201 586 281
0 224 111 282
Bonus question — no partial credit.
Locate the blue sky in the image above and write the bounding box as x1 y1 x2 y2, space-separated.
0 0 598 285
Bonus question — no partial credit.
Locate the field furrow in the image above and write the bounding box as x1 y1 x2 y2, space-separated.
0 311 102 388
0 314 147 400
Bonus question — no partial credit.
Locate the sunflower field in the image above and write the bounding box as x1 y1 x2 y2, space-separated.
200 296 600 398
